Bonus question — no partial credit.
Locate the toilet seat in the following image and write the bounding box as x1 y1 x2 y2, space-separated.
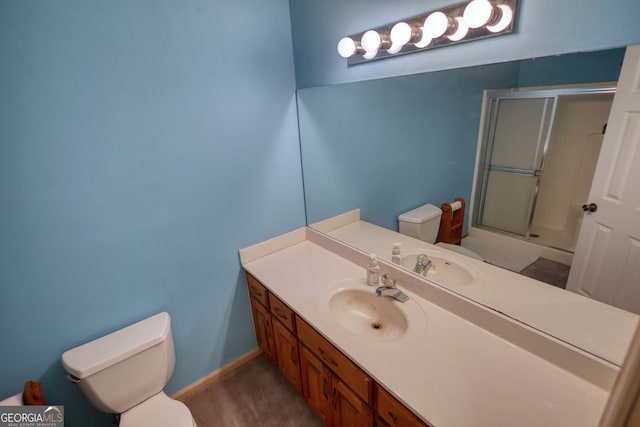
436 242 484 261
119 392 196 427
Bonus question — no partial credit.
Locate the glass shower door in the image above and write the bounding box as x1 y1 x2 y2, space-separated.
478 96 556 237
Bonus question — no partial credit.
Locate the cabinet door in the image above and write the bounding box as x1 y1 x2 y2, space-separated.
377 385 428 427
251 300 277 364
273 319 302 393
299 344 332 425
332 378 373 427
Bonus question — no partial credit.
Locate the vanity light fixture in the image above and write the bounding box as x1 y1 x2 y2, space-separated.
337 0 517 65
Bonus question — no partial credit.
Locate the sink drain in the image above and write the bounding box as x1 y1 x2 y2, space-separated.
371 322 383 330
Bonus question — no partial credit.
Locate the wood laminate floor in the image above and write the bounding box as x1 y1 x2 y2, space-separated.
183 354 324 427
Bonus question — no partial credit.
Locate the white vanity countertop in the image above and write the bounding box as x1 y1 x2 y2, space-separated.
242 237 610 427
327 220 638 366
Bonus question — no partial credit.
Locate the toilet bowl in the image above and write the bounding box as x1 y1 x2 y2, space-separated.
62 312 197 427
120 391 194 427
398 203 483 261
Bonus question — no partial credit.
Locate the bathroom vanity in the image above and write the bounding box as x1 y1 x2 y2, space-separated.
239 227 617 426
247 270 424 427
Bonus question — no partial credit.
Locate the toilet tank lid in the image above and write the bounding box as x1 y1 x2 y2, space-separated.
62 312 171 379
398 204 442 224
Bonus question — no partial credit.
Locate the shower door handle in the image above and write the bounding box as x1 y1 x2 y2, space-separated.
582 203 598 213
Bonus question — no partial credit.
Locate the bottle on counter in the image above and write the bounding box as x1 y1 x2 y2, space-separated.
366 254 380 286
392 242 401 265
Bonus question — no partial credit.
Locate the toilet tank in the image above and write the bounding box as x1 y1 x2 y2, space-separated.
62 312 175 414
398 204 443 243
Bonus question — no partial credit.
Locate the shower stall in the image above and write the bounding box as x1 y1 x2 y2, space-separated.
472 84 615 256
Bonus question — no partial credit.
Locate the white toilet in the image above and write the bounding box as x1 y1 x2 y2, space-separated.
398 203 483 261
61 312 197 427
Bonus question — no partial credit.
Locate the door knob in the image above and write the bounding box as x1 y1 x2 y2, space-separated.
582 203 598 213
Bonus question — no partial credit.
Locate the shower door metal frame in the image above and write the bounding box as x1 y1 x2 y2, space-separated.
472 84 617 241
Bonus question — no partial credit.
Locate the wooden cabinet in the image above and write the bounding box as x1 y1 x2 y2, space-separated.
300 342 374 427
332 378 374 427
246 272 428 427
297 316 374 427
249 294 277 363
247 272 301 392
377 385 428 427
297 317 373 405
269 292 296 332
273 317 302 393
247 273 269 307
300 344 332 425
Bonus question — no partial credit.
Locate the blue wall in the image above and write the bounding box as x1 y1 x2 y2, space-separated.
298 49 624 233
290 0 640 88
517 48 626 87
0 1 304 426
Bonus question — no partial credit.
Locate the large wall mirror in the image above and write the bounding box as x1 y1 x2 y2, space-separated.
297 46 640 366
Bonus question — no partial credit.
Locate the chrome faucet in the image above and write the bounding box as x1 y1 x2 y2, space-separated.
376 274 409 302
413 254 432 277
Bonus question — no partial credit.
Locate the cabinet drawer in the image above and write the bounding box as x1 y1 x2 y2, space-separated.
269 293 296 333
246 273 269 308
297 317 373 406
377 385 428 427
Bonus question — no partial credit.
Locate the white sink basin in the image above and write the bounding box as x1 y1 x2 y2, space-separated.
400 251 475 287
328 289 410 341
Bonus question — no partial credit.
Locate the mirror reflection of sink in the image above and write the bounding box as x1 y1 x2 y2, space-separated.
328 289 409 341
400 252 475 287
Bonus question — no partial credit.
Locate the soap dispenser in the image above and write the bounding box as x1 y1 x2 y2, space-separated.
392 242 401 264
366 254 380 286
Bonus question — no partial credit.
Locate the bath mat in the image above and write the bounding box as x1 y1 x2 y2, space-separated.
519 258 570 289
461 236 538 272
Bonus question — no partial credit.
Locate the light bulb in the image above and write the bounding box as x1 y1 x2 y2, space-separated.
486 5 513 33
424 11 449 39
390 22 412 46
463 0 494 29
361 30 382 52
363 49 378 60
387 43 403 54
413 28 432 48
447 17 469 41
337 37 357 58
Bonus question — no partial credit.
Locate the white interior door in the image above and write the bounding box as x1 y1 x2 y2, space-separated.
567 45 640 314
